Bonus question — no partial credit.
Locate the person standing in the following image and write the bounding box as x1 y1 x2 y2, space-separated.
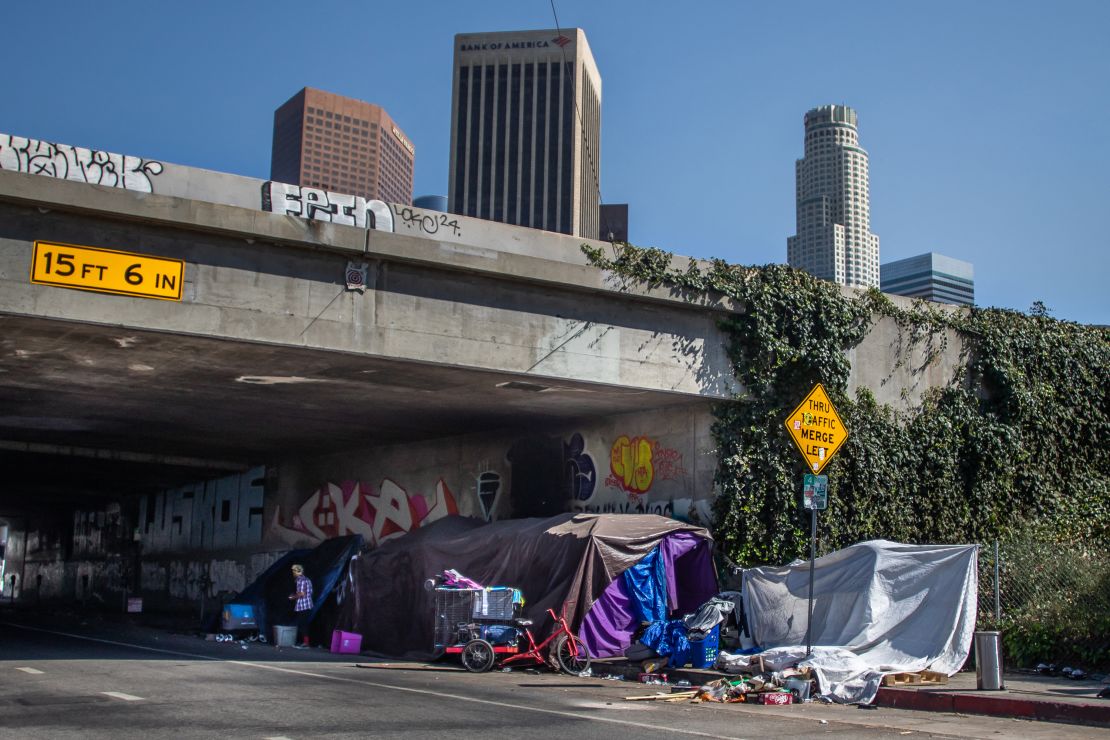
289 564 314 649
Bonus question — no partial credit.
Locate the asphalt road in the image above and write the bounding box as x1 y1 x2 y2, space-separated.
0 621 1099 739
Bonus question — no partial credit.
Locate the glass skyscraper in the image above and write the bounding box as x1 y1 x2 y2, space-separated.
448 29 601 239
787 105 880 288
881 252 975 306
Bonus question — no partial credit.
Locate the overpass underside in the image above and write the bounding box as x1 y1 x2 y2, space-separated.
0 168 734 605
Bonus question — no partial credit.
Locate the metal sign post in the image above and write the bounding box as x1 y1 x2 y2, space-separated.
802 473 827 658
806 505 817 658
786 385 844 658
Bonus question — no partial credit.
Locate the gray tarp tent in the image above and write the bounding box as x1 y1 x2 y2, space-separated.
335 513 716 659
736 540 978 703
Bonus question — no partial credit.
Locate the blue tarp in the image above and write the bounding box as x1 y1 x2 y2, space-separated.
639 618 692 668
620 546 667 624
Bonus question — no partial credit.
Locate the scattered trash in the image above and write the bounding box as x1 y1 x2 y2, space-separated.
675 679 691 688
577 667 592 678
819 720 828 724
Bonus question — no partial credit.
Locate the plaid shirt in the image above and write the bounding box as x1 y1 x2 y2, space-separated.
294 574 313 612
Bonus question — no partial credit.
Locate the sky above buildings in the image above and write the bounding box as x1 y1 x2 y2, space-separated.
2 1 1107 324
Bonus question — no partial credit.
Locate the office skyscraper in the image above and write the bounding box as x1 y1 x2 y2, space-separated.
787 105 880 288
881 252 974 306
449 29 601 238
271 87 414 205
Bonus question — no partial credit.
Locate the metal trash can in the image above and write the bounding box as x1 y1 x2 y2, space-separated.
974 630 1005 690
273 624 297 648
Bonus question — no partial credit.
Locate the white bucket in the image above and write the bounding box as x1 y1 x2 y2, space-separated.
273 625 297 647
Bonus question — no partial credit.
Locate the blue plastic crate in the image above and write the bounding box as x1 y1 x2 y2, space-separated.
688 625 719 669
221 603 256 630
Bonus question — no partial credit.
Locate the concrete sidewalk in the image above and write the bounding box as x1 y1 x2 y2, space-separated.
591 658 1110 728
874 670 1110 727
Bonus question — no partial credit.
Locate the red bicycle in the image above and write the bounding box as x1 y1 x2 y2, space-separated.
452 608 592 675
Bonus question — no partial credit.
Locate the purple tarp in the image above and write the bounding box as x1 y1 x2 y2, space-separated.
578 531 717 658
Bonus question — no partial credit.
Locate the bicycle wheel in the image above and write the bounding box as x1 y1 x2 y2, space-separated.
460 638 496 673
551 633 591 675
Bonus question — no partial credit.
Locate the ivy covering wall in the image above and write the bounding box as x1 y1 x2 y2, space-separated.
582 244 1109 567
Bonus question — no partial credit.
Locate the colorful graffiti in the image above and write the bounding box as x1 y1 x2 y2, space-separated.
272 477 458 546
605 436 687 496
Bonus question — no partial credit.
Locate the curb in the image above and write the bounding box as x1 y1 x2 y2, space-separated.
602 659 1110 727
875 686 1110 727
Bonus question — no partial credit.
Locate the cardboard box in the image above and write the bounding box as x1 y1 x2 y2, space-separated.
755 691 793 705
330 630 362 654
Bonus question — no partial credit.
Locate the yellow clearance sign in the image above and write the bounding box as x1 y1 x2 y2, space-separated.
30 241 183 301
785 383 848 473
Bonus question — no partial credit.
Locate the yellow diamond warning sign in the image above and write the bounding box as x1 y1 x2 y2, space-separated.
785 383 848 474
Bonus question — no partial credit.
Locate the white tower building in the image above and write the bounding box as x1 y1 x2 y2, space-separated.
787 105 880 288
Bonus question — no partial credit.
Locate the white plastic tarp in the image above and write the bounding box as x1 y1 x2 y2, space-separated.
740 540 978 703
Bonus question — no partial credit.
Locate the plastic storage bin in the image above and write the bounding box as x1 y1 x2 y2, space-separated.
330 630 362 654
471 587 523 620
688 625 720 669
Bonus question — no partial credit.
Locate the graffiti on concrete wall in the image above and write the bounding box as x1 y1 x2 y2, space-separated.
575 497 689 518
271 477 458 547
476 470 502 521
73 503 126 558
0 134 164 192
262 181 394 232
605 435 686 496
392 204 462 238
565 433 597 502
137 467 265 554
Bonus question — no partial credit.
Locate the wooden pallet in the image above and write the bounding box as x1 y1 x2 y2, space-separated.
881 670 949 687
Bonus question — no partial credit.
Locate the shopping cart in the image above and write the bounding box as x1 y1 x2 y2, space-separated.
433 586 523 654
432 585 591 675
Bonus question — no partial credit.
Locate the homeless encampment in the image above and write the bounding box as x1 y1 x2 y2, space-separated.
734 540 978 704
335 513 718 660
228 535 363 641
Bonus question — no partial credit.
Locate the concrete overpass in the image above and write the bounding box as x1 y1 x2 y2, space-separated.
0 135 963 607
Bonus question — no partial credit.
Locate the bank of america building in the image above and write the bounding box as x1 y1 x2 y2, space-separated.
881 252 975 306
449 29 601 239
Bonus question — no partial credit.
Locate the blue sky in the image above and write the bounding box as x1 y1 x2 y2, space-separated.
2 1 1107 324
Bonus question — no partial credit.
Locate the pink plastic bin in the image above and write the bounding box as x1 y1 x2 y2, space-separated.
330 630 363 654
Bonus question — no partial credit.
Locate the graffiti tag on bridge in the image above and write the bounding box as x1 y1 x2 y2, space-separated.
392 205 462 238
1 134 163 192
261 181 394 232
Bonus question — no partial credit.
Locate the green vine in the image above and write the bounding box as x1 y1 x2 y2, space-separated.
582 242 1110 566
